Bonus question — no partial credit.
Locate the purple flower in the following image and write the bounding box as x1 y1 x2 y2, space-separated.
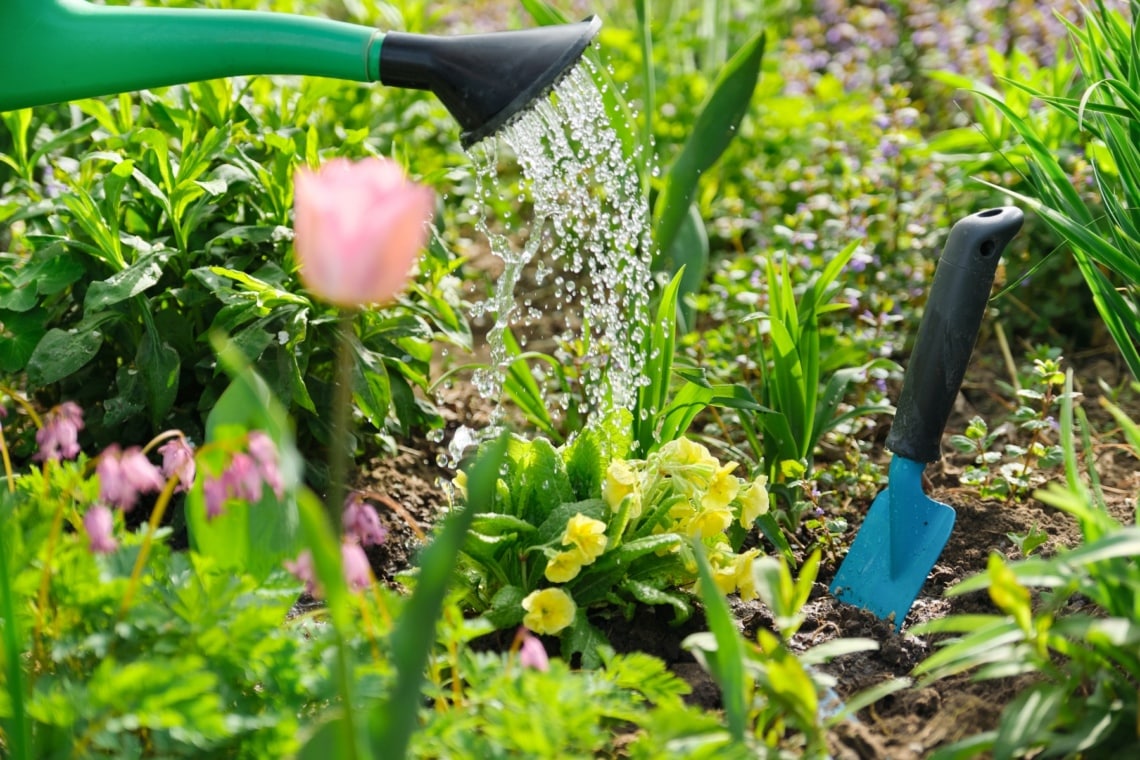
518 629 550 672
97 445 165 511
34 401 84 462
285 550 320 597
157 436 196 493
247 431 284 499
341 542 371 591
83 505 118 555
343 493 387 547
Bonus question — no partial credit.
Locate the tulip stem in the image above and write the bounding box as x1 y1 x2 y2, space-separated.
328 310 356 533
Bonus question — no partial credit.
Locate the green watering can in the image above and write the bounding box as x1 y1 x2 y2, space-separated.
0 0 601 147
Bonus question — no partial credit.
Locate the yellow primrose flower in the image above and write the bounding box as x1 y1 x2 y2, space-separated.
709 545 737 595
738 474 770 527
660 437 717 468
563 513 608 562
734 549 760 601
452 469 467 500
545 550 584 583
701 462 740 511
522 588 576 635
603 459 642 517
686 505 733 539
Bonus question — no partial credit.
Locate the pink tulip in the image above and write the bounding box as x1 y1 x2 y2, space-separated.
293 157 434 308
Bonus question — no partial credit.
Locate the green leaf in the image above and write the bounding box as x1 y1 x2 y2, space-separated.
535 499 606 544
352 345 391 432
375 433 509 756
0 309 46 373
186 341 304 579
993 684 1063 760
684 539 748 744
653 28 766 258
471 513 539 537
620 578 692 622
26 326 103 385
139 331 180 427
83 252 167 311
485 585 527 630
509 436 575 526
560 607 611 670
671 204 710 331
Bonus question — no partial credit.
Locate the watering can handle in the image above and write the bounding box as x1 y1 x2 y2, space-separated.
884 206 1023 463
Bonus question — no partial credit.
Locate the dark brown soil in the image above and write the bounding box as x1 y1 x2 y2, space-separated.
353 347 1139 758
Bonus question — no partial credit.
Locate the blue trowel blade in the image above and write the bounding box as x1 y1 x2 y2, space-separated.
829 456 956 631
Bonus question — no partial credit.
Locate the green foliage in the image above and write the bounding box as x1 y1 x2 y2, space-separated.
914 370 1140 759
632 269 765 457
973 0 1140 378
413 649 695 758
684 544 910 758
951 349 1068 501
736 242 896 529
0 17 468 450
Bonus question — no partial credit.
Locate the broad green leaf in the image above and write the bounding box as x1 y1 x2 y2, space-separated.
535 498 606 544
0 309 45 373
560 607 611 670
484 584 527 629
83 252 167 311
186 343 304 579
471 513 538 536
671 204 710 331
653 29 766 258
138 331 180 427
621 578 691 622
26 327 103 385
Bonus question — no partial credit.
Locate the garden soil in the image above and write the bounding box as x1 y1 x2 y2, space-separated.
352 344 1138 759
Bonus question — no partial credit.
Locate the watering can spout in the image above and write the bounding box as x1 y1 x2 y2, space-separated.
0 0 600 147
380 18 602 147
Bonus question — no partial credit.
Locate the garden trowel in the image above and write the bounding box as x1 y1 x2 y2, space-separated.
830 207 1023 630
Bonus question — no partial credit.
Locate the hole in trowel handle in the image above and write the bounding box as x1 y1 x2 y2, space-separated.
979 239 996 257
977 208 1003 218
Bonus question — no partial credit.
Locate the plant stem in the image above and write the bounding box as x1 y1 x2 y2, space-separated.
328 311 356 532
32 502 66 665
0 496 30 760
0 423 15 493
118 474 180 619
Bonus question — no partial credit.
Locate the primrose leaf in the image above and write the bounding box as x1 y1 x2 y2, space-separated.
561 608 611 670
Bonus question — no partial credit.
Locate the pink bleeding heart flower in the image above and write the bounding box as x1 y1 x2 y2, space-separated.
246 431 284 500
293 157 434 308
285 550 320 598
341 542 372 591
97 445 165 512
343 492 387 548
518 628 550 672
34 401 84 462
157 436 196 493
83 505 118 555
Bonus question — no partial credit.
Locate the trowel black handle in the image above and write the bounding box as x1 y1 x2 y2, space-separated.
885 207 1023 463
